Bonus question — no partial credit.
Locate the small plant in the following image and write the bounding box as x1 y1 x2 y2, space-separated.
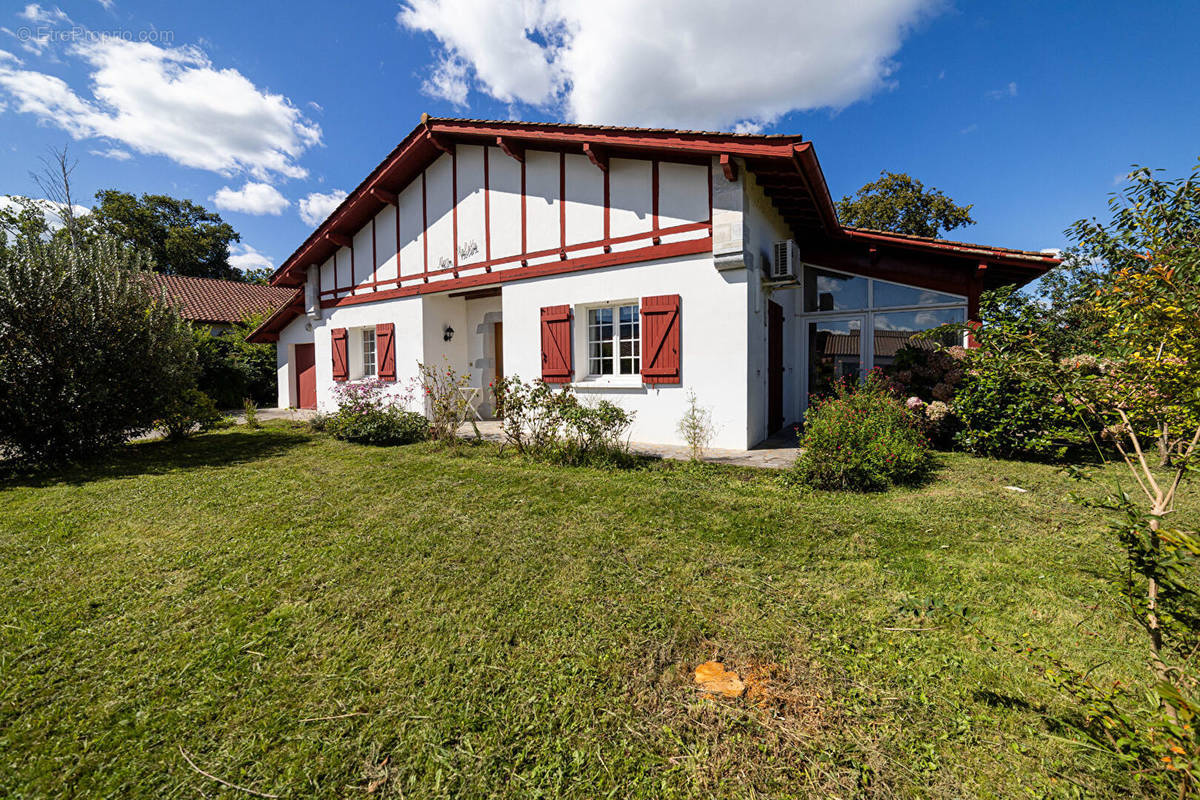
156 389 222 441
418 360 478 443
677 389 716 460
242 398 260 429
326 378 427 446
794 371 931 491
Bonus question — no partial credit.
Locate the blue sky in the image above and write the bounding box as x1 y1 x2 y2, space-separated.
1 0 1196 276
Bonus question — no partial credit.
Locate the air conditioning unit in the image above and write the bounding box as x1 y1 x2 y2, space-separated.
770 239 800 282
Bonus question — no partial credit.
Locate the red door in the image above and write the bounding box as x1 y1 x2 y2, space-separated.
294 343 316 409
767 301 784 433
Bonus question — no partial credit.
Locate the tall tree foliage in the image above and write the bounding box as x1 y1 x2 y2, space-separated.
0 232 197 465
836 171 976 238
967 161 1200 792
90 190 242 280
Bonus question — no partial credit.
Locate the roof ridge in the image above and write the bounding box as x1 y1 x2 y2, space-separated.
426 116 803 140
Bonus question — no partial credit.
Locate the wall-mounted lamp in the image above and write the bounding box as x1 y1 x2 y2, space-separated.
443 325 455 342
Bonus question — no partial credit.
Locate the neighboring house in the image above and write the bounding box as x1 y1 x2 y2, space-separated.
248 116 1060 449
146 274 295 334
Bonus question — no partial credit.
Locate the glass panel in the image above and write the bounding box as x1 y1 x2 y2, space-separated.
617 304 640 375
873 280 963 308
362 330 376 376
807 317 862 401
871 307 966 372
804 267 868 312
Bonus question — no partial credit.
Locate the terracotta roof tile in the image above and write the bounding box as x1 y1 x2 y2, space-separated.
143 273 295 324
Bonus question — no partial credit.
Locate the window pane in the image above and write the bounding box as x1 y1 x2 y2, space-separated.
873 280 963 308
872 307 966 371
362 330 376 376
808 318 861 400
804 268 868 312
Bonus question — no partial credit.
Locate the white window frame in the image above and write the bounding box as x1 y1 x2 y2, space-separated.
576 299 642 387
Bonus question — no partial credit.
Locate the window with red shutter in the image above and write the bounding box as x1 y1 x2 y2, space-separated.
540 305 573 383
640 294 681 384
375 322 396 382
331 327 349 382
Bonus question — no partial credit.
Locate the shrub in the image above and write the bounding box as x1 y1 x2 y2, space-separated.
325 378 427 446
417 360 477 442
0 233 196 465
156 388 222 440
493 375 634 467
677 389 717 460
795 371 931 491
952 362 1088 461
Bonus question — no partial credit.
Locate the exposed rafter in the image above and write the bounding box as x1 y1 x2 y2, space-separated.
720 154 737 182
324 232 351 249
582 143 608 171
496 136 524 163
369 186 398 206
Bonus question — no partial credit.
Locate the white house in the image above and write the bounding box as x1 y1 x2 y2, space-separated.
249 117 1059 449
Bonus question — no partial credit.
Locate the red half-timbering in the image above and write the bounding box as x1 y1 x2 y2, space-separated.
247 117 1060 344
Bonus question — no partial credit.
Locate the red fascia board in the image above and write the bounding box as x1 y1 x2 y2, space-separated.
790 142 840 233
246 288 304 343
842 228 1061 270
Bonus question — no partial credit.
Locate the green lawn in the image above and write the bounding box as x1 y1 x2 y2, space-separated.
1 424 1192 798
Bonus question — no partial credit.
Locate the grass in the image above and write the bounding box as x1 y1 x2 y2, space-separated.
1 423 1194 798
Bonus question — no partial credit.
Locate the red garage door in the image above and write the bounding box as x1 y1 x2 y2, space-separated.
294 343 316 409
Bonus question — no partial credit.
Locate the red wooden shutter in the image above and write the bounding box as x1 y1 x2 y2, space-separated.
640 294 681 384
376 322 396 381
540 305 573 383
331 327 349 382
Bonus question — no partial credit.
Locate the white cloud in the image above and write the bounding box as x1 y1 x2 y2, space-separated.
17 4 70 24
212 181 290 215
89 146 131 160
986 81 1017 100
422 55 470 107
96 0 115 11
228 242 273 273
0 36 321 180
397 0 937 130
298 189 347 226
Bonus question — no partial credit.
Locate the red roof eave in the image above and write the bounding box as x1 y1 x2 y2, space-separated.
245 288 304 344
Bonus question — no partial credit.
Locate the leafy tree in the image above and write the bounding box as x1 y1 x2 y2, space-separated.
836 171 976 238
193 313 278 408
965 161 1200 793
0 231 197 465
89 190 242 280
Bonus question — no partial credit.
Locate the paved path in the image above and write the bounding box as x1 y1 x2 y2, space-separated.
457 419 798 470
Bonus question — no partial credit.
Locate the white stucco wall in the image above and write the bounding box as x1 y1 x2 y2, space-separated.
742 170 803 443
501 250 751 449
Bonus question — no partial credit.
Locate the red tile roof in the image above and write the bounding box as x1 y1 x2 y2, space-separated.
842 226 1059 265
143 274 296 325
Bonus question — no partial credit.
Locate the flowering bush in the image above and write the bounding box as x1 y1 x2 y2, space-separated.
493 375 634 467
325 378 427 446
417 360 476 442
904 396 960 449
883 342 968 402
795 371 931 491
